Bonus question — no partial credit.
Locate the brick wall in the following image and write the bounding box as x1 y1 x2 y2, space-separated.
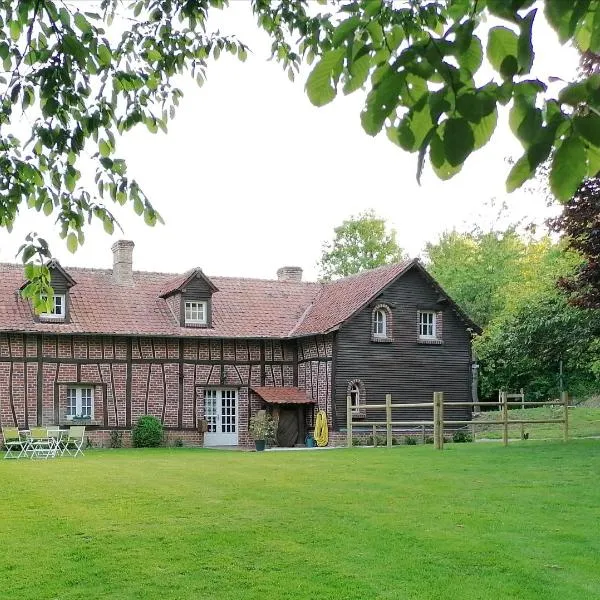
0 333 324 448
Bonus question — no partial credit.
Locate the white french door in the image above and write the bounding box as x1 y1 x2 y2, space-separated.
203 389 238 446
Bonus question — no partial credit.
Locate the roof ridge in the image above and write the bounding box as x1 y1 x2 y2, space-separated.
322 258 414 285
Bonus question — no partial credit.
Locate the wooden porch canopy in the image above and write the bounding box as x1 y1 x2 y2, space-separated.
251 387 316 404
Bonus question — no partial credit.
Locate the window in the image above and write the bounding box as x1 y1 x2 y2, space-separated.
372 309 386 337
418 311 436 338
185 300 207 325
350 383 361 413
40 294 66 319
347 380 366 417
66 387 94 419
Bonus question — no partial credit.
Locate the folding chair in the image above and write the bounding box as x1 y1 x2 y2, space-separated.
28 427 57 459
63 426 86 457
2 427 28 459
47 426 66 456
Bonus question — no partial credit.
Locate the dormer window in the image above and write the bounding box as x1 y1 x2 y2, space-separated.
185 300 207 325
40 294 66 320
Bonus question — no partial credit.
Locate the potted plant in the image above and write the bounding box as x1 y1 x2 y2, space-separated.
70 414 91 424
249 411 276 451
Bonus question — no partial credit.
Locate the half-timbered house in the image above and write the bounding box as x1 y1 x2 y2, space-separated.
0 240 478 447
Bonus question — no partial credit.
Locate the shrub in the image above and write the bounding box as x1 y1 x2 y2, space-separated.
425 436 434 444
109 431 123 448
352 436 363 446
452 429 473 443
132 415 164 448
404 436 417 445
173 438 184 447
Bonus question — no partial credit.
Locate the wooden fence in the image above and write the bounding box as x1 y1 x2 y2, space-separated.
346 391 570 450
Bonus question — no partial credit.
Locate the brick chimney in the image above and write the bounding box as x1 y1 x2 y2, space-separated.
111 240 135 285
276 266 303 282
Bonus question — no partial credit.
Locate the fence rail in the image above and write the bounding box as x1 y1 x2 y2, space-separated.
346 391 570 450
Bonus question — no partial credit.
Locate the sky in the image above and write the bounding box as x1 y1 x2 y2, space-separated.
0 1 580 281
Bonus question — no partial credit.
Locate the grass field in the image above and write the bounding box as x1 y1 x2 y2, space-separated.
473 406 600 440
2 441 599 600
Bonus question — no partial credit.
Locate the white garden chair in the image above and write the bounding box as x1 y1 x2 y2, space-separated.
62 426 86 457
2 427 28 459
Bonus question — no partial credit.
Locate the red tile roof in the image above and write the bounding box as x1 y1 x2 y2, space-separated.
0 258 437 339
290 260 414 336
251 387 316 404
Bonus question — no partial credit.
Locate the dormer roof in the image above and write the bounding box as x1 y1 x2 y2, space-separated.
18 259 77 291
159 268 218 298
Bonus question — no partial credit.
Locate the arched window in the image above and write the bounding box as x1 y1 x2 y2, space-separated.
347 379 366 417
372 309 386 337
371 304 392 341
350 383 361 412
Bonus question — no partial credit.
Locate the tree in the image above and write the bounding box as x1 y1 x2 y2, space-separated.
474 290 600 401
318 209 404 279
425 223 599 400
551 177 600 308
2 0 600 304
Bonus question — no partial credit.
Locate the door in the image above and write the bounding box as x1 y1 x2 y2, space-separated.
276 407 300 447
203 389 238 446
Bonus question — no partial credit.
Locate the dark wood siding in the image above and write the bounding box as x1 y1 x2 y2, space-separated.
333 267 473 429
182 278 213 326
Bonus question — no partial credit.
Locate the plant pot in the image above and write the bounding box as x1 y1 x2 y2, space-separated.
305 435 315 448
255 439 266 451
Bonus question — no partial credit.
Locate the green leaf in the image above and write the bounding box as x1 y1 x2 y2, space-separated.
545 0 591 44
332 16 361 46
506 154 533 192
574 113 600 147
517 9 536 74
66 232 78 254
558 80 589 105
586 143 600 176
473 107 498 149
430 131 463 180
74 12 91 33
550 137 588 202
97 44 111 66
103 219 114 234
509 97 542 147
487 27 519 77
443 118 474 167
361 67 405 136
9 21 21 42
456 35 483 75
99 139 111 158
62 35 87 63
305 48 345 107
344 53 371 94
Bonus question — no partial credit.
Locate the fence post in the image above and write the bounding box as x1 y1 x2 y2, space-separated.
372 424 377 447
386 393 392 448
502 390 509 447
433 392 439 449
433 392 444 450
562 391 569 442
421 424 426 444
346 394 352 448
438 392 444 450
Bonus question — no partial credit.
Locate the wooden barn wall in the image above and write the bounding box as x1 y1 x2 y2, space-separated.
334 268 473 429
296 334 334 426
0 334 296 431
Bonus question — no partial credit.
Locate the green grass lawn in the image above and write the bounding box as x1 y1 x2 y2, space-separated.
473 406 600 440
2 441 599 600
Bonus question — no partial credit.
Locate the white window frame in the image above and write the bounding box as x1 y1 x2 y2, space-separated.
350 383 361 414
40 294 66 319
184 300 207 325
372 309 387 338
418 311 437 339
66 386 94 419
